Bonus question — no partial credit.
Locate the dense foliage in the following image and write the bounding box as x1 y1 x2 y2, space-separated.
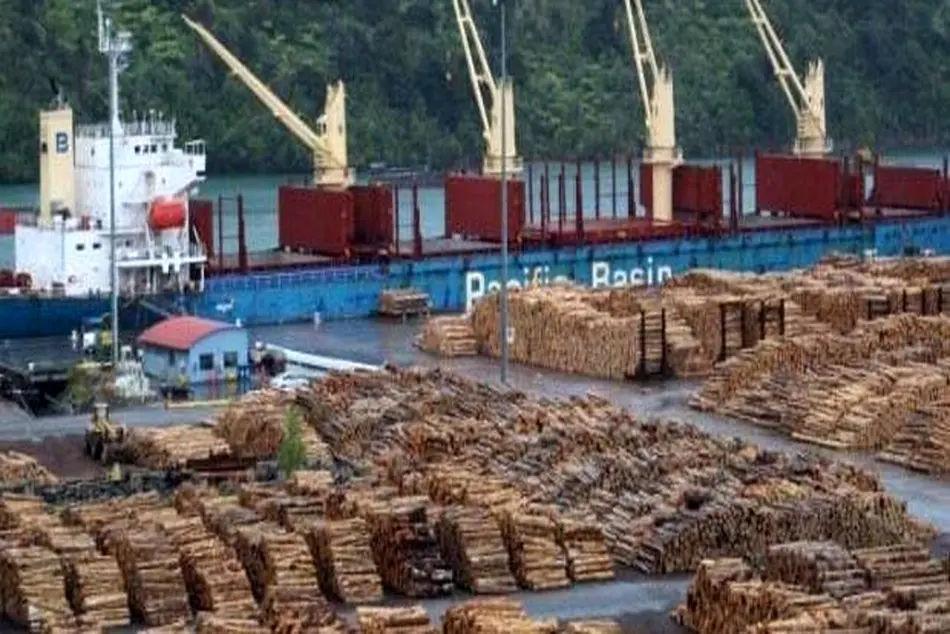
0 0 948 182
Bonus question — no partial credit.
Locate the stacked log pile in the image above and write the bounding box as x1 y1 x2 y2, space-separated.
0 451 58 484
112 522 190 626
63 553 130 629
364 496 453 597
249 526 340 631
472 286 641 380
195 612 270 634
501 511 570 591
153 511 258 619
437 506 517 594
306 518 383 603
127 424 232 469
215 390 293 459
416 315 478 357
260 367 926 578
556 516 614 583
442 598 558 634
379 288 430 318
0 546 76 632
693 314 950 472
677 541 950 634
355 606 437 633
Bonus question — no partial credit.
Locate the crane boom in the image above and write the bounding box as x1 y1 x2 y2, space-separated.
743 0 829 156
622 0 680 223
182 15 352 187
451 0 522 177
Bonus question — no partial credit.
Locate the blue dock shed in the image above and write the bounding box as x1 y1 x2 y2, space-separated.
137 315 250 385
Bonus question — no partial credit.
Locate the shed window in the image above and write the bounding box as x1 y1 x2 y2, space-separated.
223 351 239 368
198 353 214 371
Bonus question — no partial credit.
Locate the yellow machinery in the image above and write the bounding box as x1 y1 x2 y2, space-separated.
181 15 354 188
622 0 682 223
744 0 830 157
451 0 522 177
85 401 126 463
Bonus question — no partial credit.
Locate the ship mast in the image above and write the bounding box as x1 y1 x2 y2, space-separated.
98 0 132 366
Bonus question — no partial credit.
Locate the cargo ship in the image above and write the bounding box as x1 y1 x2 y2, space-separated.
0 1 949 340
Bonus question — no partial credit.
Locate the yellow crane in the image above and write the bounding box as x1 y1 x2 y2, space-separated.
744 0 830 157
622 0 682 223
451 0 522 177
181 15 354 187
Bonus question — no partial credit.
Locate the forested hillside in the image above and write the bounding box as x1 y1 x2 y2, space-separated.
0 0 948 183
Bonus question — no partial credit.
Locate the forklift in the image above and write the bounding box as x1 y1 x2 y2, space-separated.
84 401 127 463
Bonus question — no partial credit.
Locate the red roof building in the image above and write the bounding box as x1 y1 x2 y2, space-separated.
137 315 237 351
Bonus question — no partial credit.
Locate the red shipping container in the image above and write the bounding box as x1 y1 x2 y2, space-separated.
352 184 395 250
0 210 15 235
188 199 215 258
278 185 354 257
871 166 942 211
445 175 525 242
639 164 653 219
673 165 722 217
756 154 841 220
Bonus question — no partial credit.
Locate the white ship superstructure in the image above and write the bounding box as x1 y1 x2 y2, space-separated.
14 4 207 297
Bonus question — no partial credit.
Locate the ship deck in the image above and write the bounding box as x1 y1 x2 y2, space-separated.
208 250 334 273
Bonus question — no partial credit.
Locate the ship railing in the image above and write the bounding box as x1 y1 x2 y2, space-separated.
76 118 177 139
117 243 207 263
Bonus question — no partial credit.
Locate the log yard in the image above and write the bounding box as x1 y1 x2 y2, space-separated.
0 257 947 633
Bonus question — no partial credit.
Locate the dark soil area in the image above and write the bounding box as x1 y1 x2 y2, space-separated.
0 434 104 480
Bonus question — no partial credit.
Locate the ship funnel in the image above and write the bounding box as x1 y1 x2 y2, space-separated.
39 106 76 226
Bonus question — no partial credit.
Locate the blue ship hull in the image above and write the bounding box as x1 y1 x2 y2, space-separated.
1 217 947 339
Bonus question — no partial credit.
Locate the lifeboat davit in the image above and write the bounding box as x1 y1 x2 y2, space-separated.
149 197 187 231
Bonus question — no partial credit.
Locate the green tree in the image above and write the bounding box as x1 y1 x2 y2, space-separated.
0 0 948 184
277 405 307 477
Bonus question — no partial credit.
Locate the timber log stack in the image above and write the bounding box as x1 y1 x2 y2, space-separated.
676 540 950 633
423 256 950 382
693 313 950 473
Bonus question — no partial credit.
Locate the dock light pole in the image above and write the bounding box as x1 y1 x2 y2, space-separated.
495 0 510 385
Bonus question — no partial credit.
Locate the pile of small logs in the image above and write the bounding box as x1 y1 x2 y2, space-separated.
416 314 478 357
0 546 76 632
152 511 258 620
126 424 232 469
437 506 517 594
501 511 570 591
693 314 950 472
194 612 270 634
112 522 190 626
379 288 430 319
442 598 558 634
214 389 294 459
0 451 58 484
355 605 437 633
306 518 383 603
677 540 950 634
365 496 454 597
556 516 614 583
63 553 130 629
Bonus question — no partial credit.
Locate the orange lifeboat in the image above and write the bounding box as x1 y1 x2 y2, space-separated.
149 198 187 231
